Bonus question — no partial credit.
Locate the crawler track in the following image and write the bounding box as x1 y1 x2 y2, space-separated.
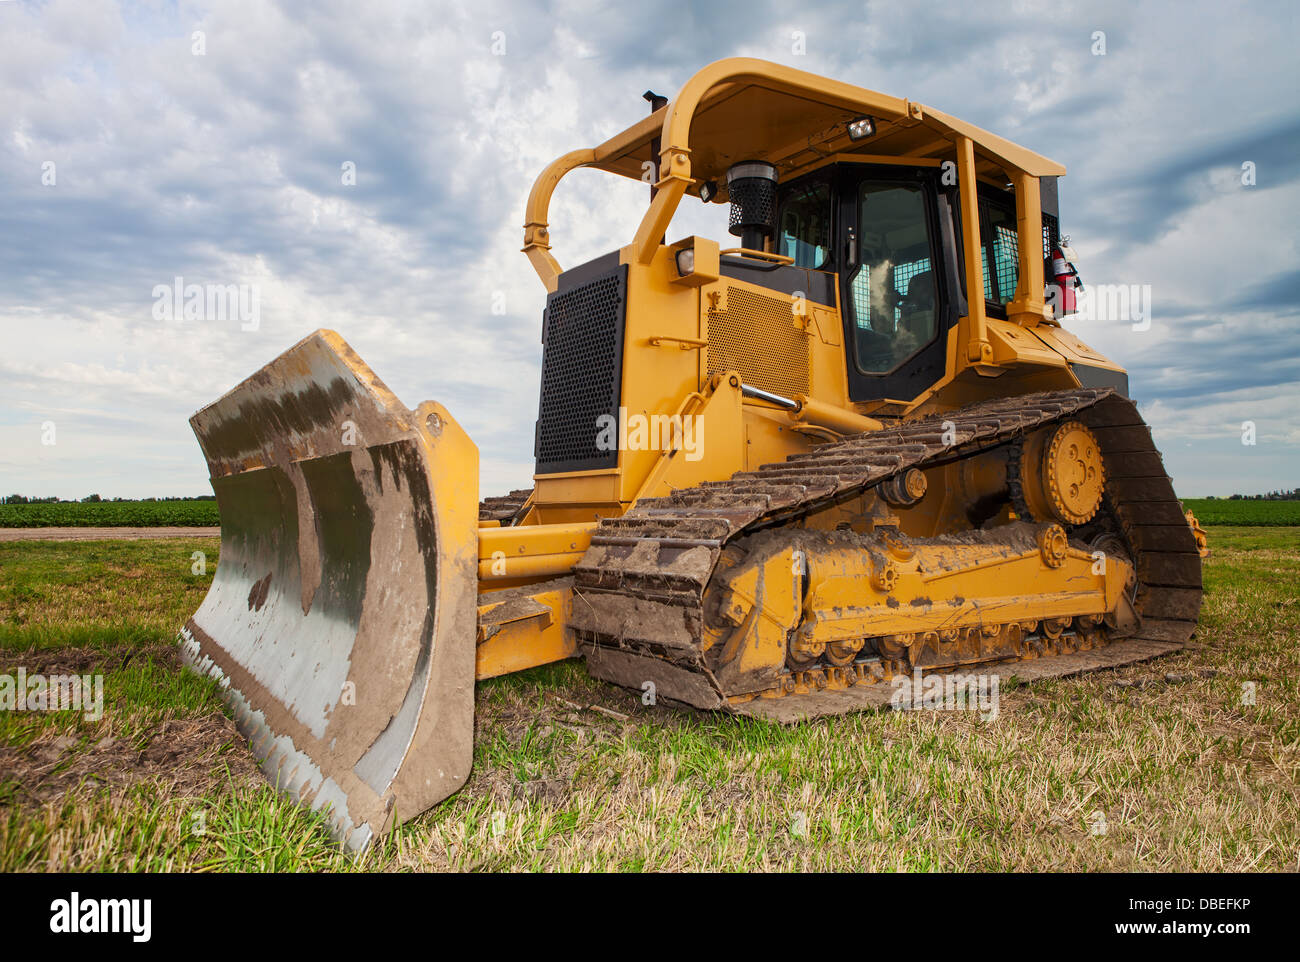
571 389 1202 720
479 488 533 524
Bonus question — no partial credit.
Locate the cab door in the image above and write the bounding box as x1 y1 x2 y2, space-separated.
836 165 964 403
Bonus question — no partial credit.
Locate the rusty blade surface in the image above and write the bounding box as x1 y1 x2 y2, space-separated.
180 329 479 851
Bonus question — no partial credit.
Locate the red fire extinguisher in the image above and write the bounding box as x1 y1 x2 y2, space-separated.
1046 239 1083 318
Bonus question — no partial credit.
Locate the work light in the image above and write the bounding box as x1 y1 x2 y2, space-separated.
847 116 876 141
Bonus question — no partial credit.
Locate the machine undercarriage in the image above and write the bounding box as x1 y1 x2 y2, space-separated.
572 389 1201 719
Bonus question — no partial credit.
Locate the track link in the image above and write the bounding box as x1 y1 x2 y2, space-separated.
571 389 1202 719
479 488 533 524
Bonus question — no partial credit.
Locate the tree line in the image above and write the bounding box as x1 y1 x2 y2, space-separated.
1206 489 1300 501
1 495 217 504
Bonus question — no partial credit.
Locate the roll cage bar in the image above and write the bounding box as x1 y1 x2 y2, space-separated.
522 57 1067 365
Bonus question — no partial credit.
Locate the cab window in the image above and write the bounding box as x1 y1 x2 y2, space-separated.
847 181 938 374
980 192 1020 306
776 180 831 269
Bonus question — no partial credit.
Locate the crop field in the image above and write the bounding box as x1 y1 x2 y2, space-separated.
0 500 219 528
0 527 1296 872
3 498 1295 532
1182 499 1300 527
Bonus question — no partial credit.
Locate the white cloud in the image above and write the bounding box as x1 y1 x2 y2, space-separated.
0 0 1296 500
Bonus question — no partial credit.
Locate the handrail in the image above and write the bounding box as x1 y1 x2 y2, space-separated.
521 148 596 292
719 248 794 265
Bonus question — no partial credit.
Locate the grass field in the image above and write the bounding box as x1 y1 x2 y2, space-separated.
1182 499 1300 526
0 500 219 528
0 528 1296 871
2 498 1291 530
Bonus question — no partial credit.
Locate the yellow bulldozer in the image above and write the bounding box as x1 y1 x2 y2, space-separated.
181 59 1206 850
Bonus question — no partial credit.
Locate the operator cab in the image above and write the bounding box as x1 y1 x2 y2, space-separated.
762 162 1041 402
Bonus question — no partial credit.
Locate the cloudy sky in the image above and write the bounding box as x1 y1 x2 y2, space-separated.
2 0 1296 500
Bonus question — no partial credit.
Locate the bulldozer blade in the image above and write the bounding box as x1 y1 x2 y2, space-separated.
180 329 479 851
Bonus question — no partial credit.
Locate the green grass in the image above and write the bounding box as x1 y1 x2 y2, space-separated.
0 500 219 528
0 538 218 648
1183 498 1300 526
0 528 1296 871
0 498 1284 530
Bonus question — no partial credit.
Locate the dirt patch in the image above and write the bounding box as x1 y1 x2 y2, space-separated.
0 527 220 542
0 711 262 809
0 643 181 675
512 776 571 804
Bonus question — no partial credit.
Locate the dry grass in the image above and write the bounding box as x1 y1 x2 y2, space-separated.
0 528 1296 871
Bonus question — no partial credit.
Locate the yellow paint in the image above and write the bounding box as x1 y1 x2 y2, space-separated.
476 584 577 678
465 58 1134 681
712 548 803 679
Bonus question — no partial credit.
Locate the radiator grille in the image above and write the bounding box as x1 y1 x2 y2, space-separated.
706 286 809 398
534 265 627 474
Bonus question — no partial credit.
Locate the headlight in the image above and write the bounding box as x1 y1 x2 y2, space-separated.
847 116 875 141
675 247 695 276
